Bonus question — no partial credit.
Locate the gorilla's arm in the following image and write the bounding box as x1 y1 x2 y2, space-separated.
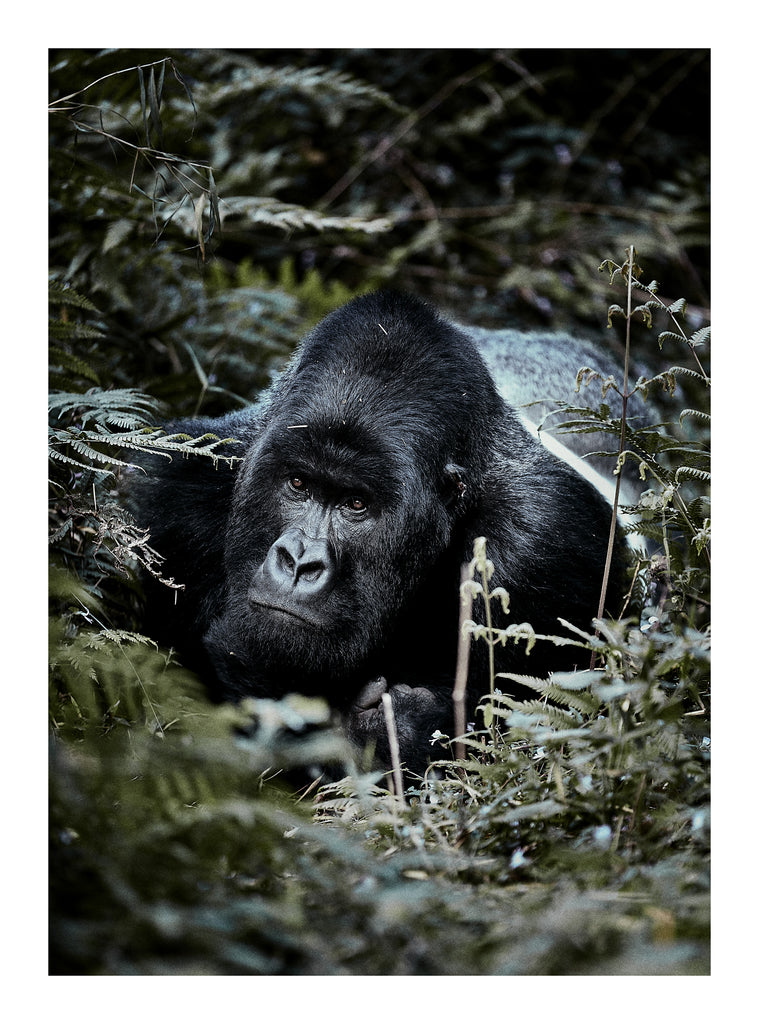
346 678 454 777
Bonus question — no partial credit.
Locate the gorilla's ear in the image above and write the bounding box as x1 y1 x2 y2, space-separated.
442 462 468 508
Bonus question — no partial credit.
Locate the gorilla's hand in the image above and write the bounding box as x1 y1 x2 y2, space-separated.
346 677 452 775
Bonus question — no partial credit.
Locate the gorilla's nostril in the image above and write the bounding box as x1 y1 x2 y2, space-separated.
298 564 324 583
277 548 296 575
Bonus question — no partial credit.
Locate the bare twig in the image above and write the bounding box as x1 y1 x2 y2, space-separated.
381 693 405 805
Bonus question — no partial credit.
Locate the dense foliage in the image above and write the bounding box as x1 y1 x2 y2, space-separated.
48 49 710 976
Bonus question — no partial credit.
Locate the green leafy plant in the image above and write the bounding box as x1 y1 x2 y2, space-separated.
564 247 710 632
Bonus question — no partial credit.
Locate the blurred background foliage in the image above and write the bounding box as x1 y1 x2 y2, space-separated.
49 47 709 416
48 48 710 976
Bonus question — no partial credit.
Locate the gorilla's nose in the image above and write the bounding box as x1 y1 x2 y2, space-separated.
262 527 336 599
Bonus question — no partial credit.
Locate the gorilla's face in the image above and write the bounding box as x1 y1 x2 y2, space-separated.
204 395 461 699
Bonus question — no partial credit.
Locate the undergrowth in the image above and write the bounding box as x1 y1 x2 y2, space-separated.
48 249 710 976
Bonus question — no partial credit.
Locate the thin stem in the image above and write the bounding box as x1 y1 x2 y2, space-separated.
453 562 474 763
49 59 172 109
60 117 211 172
590 245 633 668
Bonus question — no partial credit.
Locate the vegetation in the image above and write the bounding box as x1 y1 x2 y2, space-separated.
48 49 709 977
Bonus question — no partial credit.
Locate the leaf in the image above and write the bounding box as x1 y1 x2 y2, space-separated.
631 302 656 327
216 196 392 236
48 283 101 313
169 58 198 122
679 408 711 425
658 330 685 347
137 64 149 145
689 326 711 348
193 192 207 259
102 218 134 253
49 388 159 427
675 466 711 484
606 304 626 327
207 168 220 244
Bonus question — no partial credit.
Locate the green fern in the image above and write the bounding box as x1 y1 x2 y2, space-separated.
49 388 158 429
49 388 242 479
496 671 602 717
49 284 105 389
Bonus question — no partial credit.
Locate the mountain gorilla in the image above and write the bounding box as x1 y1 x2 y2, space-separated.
131 291 632 775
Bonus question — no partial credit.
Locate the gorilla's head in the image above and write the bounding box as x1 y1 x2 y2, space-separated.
203 292 508 698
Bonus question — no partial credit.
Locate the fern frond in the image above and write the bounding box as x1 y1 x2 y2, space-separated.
668 365 711 384
492 698 583 732
215 196 393 236
679 408 711 425
49 346 101 387
675 465 711 484
49 388 160 428
689 326 711 348
69 438 134 468
48 320 105 343
666 298 688 317
81 629 158 650
49 424 242 479
49 445 111 475
684 495 711 519
490 673 549 696
495 671 600 716
48 282 101 312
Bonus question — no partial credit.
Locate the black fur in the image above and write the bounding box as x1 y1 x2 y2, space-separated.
131 292 628 774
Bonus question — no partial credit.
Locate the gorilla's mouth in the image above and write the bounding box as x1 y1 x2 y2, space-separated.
247 597 322 628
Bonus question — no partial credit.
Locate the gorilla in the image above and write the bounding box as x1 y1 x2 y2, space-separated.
131 291 633 775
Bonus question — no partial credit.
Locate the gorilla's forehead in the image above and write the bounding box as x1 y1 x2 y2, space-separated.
279 361 468 462
269 412 414 492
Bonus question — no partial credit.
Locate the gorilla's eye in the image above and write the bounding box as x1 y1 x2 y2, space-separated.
345 496 368 514
288 476 309 495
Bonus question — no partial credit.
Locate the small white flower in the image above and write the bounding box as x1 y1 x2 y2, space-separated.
510 848 528 869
